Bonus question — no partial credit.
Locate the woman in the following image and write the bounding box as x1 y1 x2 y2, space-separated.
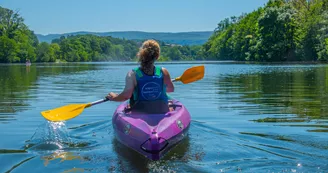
106 40 174 112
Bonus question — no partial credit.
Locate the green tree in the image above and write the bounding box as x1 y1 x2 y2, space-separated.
0 7 25 39
36 42 51 62
0 35 19 62
50 43 61 61
258 4 298 61
0 6 38 63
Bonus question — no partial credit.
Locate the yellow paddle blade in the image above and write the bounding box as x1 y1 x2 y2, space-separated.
175 65 205 84
41 103 91 122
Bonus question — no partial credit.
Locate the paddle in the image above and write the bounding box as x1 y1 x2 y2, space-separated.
41 65 205 122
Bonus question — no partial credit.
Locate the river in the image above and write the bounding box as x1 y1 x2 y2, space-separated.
0 62 327 172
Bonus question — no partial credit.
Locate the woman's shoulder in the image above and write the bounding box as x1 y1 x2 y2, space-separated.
126 70 137 85
127 70 136 77
160 67 170 74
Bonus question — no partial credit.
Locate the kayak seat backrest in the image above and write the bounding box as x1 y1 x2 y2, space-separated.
131 100 170 114
129 114 167 126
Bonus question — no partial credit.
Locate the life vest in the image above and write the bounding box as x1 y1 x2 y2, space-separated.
131 66 168 104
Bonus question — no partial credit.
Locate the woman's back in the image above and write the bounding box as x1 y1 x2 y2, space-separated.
106 40 174 113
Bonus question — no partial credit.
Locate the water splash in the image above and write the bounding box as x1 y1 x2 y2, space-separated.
25 121 72 151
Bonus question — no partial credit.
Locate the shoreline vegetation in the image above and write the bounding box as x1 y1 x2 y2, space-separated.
3 60 328 66
201 0 328 62
1 0 327 64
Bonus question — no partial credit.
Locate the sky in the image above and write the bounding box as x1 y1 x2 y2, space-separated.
1 0 269 35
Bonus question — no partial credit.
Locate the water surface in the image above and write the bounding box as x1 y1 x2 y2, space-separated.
0 62 327 172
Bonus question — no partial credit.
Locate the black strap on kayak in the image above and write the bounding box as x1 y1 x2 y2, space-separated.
124 104 182 113
140 137 169 154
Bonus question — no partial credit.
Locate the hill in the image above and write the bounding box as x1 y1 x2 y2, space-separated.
36 31 213 45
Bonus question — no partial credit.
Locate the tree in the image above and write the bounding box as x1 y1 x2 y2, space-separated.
0 35 18 62
0 6 38 63
258 4 298 61
0 7 25 39
50 43 61 61
36 42 51 62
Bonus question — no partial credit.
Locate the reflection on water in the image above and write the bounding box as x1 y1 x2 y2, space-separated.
42 151 85 167
0 62 328 172
218 65 328 131
62 168 85 173
0 63 98 123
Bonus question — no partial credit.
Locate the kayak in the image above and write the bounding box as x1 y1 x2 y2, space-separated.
112 99 191 160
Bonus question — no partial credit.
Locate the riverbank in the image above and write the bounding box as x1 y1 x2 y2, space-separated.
2 60 328 66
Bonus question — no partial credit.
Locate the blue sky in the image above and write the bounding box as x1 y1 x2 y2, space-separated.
1 0 268 35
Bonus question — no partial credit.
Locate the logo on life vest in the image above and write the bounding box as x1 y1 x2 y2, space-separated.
141 82 162 100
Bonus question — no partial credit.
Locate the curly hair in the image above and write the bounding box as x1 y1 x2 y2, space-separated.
137 40 160 69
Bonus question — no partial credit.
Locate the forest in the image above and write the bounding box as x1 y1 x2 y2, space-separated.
201 0 328 61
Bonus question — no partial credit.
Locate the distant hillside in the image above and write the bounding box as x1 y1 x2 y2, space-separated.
36 31 213 45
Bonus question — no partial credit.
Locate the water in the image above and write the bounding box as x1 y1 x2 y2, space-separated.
0 62 327 172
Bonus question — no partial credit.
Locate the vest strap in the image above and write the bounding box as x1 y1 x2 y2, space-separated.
155 66 161 76
134 67 143 78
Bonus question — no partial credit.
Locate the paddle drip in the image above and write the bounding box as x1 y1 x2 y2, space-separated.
26 121 72 151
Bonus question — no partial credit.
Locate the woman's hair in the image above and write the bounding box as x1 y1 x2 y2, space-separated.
137 40 160 68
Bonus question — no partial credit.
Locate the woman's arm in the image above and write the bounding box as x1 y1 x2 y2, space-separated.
162 67 174 93
106 71 136 102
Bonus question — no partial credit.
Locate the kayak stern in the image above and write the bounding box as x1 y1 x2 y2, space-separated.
112 99 191 160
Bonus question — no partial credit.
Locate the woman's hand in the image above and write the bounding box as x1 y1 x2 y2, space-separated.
106 92 118 101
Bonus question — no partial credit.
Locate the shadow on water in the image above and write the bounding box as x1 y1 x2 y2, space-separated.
111 136 191 173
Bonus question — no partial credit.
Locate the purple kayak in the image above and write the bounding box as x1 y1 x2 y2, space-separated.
112 99 191 160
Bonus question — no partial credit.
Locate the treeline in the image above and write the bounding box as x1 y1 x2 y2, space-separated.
38 35 139 62
34 35 203 62
0 6 202 63
158 42 203 61
0 7 39 63
201 0 328 61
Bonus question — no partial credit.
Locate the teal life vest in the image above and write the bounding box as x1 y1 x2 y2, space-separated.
130 66 168 105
